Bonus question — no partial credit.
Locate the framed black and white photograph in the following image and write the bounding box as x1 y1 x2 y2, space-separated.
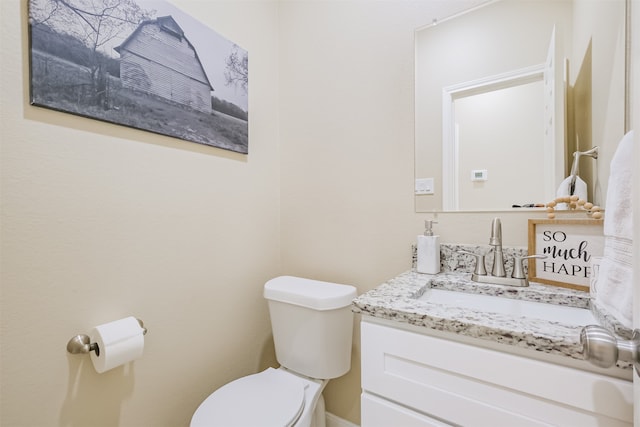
28 0 249 154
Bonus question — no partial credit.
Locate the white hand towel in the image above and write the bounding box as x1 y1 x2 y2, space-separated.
594 130 634 328
603 131 634 239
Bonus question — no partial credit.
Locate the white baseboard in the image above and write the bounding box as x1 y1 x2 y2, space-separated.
325 412 359 427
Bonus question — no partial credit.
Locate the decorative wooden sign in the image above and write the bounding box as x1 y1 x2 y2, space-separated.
527 219 604 291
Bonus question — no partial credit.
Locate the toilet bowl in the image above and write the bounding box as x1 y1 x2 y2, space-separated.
190 276 357 427
191 367 326 427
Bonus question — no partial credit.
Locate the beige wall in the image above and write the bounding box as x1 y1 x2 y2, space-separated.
1 1 281 426
277 1 549 424
1 1 634 427
570 0 627 206
278 2 421 421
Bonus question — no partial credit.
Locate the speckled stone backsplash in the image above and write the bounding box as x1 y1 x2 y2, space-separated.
412 243 528 277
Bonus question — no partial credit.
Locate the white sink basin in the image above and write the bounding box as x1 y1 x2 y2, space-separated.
418 288 597 326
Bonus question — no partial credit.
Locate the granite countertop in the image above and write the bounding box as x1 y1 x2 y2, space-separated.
352 270 632 373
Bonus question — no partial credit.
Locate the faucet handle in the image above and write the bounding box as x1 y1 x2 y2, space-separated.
512 255 547 279
457 250 488 276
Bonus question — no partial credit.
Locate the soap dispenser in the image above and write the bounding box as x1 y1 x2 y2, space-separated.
417 220 440 274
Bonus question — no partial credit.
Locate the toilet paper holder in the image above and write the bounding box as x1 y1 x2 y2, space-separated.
66 318 147 355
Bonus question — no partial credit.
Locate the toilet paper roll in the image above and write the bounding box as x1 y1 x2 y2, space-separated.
89 316 145 373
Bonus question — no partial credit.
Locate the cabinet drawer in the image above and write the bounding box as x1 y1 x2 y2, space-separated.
361 320 633 426
362 392 451 427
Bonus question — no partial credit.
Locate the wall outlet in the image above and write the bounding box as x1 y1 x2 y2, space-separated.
415 178 434 195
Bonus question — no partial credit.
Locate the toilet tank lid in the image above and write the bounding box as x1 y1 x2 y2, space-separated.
264 276 357 310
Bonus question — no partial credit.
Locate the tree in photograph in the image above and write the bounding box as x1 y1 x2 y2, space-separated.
224 45 248 93
29 0 154 107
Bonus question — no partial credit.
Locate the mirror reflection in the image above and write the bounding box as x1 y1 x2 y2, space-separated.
415 0 626 212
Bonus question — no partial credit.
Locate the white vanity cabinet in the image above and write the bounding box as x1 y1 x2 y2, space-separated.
360 320 634 427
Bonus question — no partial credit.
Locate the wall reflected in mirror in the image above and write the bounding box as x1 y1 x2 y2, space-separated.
454 76 546 210
415 0 627 212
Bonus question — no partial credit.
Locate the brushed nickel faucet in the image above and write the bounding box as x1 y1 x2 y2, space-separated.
489 217 506 277
465 217 546 287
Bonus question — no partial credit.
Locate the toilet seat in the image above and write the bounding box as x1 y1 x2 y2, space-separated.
190 368 306 427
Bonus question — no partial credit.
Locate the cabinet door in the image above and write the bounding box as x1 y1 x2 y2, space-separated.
362 393 451 427
361 320 633 426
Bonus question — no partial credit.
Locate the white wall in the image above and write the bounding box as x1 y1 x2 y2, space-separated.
1 1 281 426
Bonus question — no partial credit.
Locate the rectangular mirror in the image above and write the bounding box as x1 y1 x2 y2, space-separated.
415 0 627 212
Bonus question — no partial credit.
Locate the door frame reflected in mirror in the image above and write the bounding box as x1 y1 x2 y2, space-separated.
442 63 554 211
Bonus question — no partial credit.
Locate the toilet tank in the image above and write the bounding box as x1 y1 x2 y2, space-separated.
264 276 357 380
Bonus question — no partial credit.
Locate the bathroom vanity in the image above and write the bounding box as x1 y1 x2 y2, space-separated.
353 270 634 427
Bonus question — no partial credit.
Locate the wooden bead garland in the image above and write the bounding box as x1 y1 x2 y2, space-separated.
545 195 602 219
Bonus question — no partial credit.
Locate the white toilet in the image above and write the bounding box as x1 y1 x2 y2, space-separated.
191 276 357 427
